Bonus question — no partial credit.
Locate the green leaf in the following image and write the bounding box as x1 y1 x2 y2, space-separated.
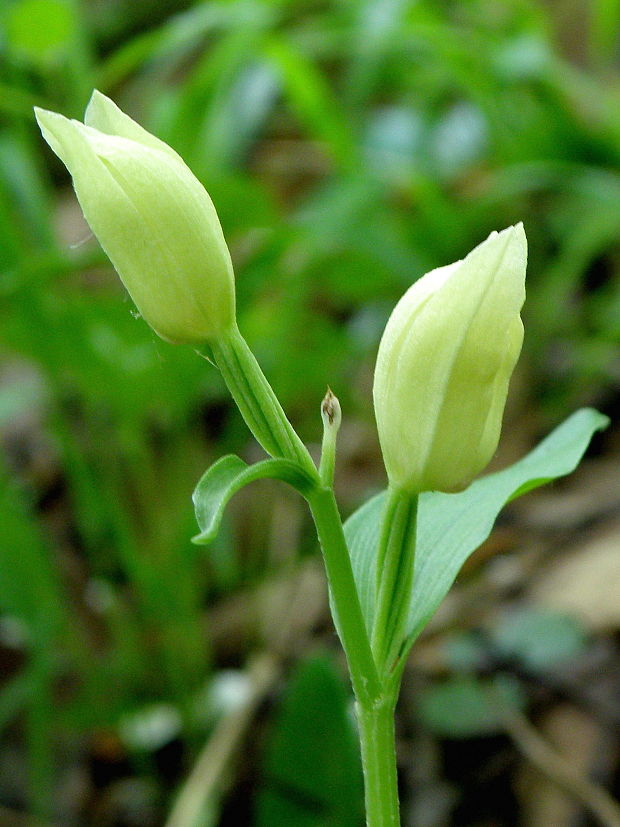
418 675 524 738
489 608 587 671
345 408 609 659
192 454 316 545
255 655 363 827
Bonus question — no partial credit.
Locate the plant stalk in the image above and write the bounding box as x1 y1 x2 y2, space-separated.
308 486 382 705
372 488 418 673
209 325 399 821
210 326 380 704
210 325 317 476
357 693 401 826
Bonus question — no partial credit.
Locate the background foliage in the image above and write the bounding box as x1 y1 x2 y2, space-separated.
1 0 619 824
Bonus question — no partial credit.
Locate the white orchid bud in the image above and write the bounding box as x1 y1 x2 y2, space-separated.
373 224 527 493
35 90 235 344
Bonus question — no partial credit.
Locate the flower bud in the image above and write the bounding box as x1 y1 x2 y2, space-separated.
35 90 235 344
373 224 527 494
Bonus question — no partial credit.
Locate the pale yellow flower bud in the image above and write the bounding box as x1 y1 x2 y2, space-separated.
373 224 527 493
35 90 235 344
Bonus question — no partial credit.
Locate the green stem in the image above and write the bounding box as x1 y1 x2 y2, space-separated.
210 325 317 476
208 325 399 821
209 326 380 703
357 693 400 827
371 488 418 673
308 487 381 705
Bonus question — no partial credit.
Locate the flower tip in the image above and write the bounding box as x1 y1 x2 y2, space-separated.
84 88 117 130
34 105 59 131
505 222 528 268
89 88 107 105
512 220 527 249
503 221 526 244
34 108 76 161
85 88 104 111
482 223 527 270
82 90 179 158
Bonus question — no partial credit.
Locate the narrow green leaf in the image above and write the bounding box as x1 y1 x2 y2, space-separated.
345 408 609 658
255 655 363 827
262 37 359 169
192 454 316 545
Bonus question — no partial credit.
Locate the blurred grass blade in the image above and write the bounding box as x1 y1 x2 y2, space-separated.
589 0 620 67
263 37 359 169
0 460 70 817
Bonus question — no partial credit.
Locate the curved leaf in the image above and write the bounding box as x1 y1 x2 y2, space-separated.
345 408 609 657
192 454 316 545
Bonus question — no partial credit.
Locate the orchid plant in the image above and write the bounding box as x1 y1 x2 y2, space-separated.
36 92 608 826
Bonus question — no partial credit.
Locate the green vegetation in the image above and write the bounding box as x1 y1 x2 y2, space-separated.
1 1 619 823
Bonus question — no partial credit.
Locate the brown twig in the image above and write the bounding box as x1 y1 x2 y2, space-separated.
498 703 620 827
165 652 279 827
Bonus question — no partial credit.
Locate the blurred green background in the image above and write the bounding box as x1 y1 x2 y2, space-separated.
1 0 620 824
